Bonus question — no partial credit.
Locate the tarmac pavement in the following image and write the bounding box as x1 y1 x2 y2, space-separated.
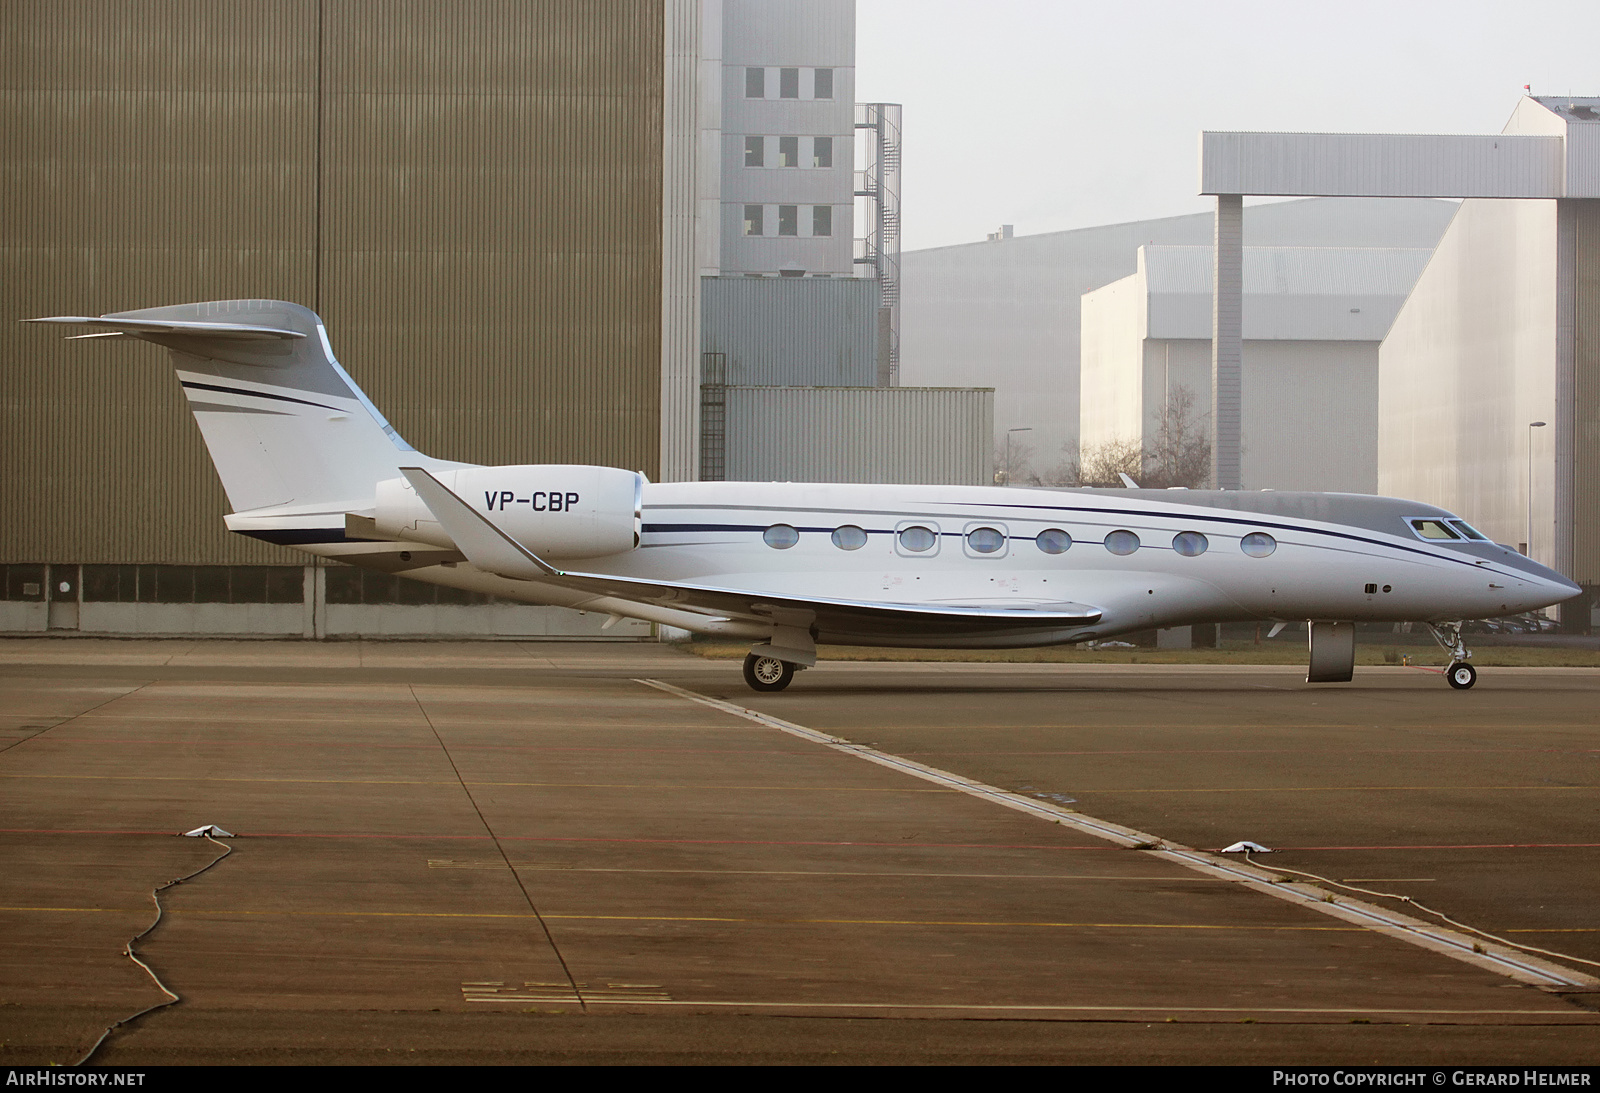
1 640 1596 1065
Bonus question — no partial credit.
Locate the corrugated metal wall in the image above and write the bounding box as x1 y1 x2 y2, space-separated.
2 0 665 565
725 386 992 485
1200 132 1564 199
659 0 702 482
702 275 877 385
1575 200 1600 585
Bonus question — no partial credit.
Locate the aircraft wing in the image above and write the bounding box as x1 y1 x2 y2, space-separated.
398 468 1102 638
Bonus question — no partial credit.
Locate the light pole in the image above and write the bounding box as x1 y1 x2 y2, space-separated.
1526 420 1546 556
1002 427 1032 487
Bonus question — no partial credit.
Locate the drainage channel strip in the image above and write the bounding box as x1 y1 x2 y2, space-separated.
636 678 1598 994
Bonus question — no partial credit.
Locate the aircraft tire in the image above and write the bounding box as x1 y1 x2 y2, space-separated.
743 653 795 692
1446 661 1477 690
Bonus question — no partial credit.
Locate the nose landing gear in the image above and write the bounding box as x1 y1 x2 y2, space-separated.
1428 621 1477 689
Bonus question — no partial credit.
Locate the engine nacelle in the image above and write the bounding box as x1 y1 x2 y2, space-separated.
373 465 643 559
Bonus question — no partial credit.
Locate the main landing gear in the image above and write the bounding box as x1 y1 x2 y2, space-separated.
1428 621 1477 690
743 653 797 692
742 615 817 693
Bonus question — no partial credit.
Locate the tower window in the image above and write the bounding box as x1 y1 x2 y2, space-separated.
778 136 798 168
745 67 764 97
778 205 798 236
744 136 764 168
812 206 832 236
743 205 763 236
814 68 834 99
779 67 799 98
813 136 832 168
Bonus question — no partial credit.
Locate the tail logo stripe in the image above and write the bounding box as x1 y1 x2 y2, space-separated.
180 379 345 414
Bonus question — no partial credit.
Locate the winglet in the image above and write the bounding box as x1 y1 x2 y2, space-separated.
399 467 560 581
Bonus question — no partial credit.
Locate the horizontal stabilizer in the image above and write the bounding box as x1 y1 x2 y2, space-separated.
25 316 305 341
24 300 433 512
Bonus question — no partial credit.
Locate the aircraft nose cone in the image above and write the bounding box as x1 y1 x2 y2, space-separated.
1501 553 1583 608
1549 574 1584 601
1520 569 1582 612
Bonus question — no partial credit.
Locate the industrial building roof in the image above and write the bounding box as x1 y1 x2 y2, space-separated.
1134 245 1435 341
1141 245 1434 298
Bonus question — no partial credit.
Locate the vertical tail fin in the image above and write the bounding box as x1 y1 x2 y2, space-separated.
27 299 422 512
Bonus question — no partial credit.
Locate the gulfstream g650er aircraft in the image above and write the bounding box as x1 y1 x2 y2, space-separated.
28 300 1579 692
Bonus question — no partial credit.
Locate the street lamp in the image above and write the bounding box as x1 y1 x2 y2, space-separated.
1002 427 1032 487
1526 421 1546 556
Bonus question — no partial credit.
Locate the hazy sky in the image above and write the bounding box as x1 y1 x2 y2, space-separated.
856 0 1599 252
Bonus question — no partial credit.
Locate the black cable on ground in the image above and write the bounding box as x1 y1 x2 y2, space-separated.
75 832 234 1066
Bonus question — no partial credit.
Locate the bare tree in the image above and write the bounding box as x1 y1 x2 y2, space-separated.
1142 384 1211 489
1067 386 1211 489
993 439 1039 486
1077 436 1144 487
1037 448 1081 487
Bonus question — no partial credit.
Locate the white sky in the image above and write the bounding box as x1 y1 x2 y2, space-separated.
856 0 1600 252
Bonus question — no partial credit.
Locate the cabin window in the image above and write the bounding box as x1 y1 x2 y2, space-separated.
1035 529 1071 554
1104 530 1140 556
966 527 1005 554
1410 519 1460 541
898 526 936 552
831 525 867 550
1240 532 1277 558
763 524 799 549
1172 530 1208 557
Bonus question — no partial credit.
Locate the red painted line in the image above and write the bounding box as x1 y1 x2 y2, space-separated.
1256 843 1600 851
15 831 1590 852
903 747 1600 757
1 738 800 755
0 828 1113 850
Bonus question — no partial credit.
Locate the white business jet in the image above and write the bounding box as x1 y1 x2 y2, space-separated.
27 300 1579 692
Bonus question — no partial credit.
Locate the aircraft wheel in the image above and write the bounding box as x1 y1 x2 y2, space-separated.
743 653 795 692
1446 661 1477 690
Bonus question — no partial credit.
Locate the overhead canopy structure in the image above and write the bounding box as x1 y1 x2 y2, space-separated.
1196 98 1600 606
1200 131 1577 200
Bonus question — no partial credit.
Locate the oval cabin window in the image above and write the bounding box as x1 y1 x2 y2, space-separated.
763 524 800 549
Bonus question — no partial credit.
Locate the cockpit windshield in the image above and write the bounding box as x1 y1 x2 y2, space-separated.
1407 516 1490 544
1409 518 1460 540
1447 519 1489 541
